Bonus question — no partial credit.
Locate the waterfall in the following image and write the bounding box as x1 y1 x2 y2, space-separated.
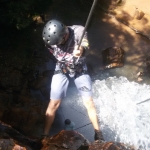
92 76 150 150
66 76 150 149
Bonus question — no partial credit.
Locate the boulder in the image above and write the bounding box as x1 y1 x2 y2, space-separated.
102 46 125 69
0 121 137 150
41 130 136 150
41 130 89 150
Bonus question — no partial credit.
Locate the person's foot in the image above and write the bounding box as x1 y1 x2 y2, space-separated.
94 130 104 141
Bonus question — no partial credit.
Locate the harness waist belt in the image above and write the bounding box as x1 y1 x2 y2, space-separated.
54 69 88 77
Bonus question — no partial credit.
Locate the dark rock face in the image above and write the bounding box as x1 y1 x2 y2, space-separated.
0 122 137 150
0 121 36 150
0 58 53 135
0 139 30 150
40 130 136 150
1 94 48 135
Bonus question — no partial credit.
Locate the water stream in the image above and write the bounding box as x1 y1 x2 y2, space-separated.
66 75 150 150
92 76 150 150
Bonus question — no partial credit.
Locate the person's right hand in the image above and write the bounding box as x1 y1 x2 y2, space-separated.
73 45 84 57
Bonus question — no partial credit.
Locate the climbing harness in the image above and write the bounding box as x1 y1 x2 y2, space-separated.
54 60 87 78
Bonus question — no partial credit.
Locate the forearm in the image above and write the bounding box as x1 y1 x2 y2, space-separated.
80 38 89 56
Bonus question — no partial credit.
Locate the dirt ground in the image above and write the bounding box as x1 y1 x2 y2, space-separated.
102 0 150 84
83 0 150 84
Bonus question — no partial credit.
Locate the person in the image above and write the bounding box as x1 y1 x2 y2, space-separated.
42 19 104 141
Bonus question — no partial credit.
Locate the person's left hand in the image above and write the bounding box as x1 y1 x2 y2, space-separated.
73 45 84 57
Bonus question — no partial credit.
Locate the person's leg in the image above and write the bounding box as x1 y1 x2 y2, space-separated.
74 74 104 141
82 96 103 140
44 99 61 135
82 96 99 130
43 73 69 135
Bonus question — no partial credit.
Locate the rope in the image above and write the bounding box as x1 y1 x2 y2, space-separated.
136 98 150 105
78 0 98 48
75 0 98 64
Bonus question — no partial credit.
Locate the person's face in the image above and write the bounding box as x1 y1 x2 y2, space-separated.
59 34 68 45
58 28 69 45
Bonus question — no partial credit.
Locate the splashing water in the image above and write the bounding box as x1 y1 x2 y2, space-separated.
92 76 150 150
65 75 150 149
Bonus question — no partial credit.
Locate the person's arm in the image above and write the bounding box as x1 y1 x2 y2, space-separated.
73 45 84 57
80 26 89 56
80 37 89 54
73 26 89 57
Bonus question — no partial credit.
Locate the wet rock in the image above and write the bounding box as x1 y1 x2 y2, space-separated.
28 70 54 99
101 46 125 70
0 69 23 91
41 130 90 150
0 94 47 135
0 139 29 150
40 130 137 150
29 70 54 90
0 122 137 150
0 121 36 150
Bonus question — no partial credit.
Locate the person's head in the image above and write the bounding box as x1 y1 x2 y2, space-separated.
42 19 69 46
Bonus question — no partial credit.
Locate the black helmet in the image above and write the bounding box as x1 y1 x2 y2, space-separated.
42 19 68 46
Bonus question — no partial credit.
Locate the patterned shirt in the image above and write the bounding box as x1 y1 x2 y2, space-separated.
48 25 89 71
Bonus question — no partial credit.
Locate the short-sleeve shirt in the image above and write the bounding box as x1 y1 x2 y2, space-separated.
48 25 89 71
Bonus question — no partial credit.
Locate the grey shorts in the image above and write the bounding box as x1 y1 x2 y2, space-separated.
50 73 92 100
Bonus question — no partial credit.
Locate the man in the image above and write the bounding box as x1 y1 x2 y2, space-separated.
42 19 103 141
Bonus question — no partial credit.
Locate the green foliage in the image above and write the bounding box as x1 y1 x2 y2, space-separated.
0 0 53 29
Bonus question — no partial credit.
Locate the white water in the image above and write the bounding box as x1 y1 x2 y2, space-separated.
92 76 150 150
34 60 150 149
66 76 150 149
